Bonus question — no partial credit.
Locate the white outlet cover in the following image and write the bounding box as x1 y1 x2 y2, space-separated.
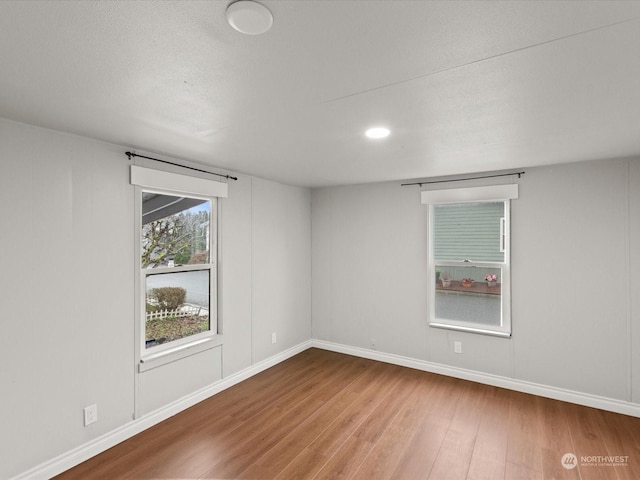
84 404 98 426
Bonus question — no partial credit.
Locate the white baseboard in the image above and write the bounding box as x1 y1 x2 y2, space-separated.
13 340 312 480
311 339 640 418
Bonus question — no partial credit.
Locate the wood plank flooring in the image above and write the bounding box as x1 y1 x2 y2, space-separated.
55 348 640 479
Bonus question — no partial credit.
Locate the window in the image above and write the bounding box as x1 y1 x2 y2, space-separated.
131 166 227 358
422 184 518 337
142 192 215 349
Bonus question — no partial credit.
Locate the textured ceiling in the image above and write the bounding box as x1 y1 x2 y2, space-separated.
1 1 639 187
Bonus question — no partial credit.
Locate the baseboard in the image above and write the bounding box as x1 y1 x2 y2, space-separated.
311 339 640 418
13 340 312 480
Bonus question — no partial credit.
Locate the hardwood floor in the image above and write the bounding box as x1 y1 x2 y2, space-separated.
55 348 640 479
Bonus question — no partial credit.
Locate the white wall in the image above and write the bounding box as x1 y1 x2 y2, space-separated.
312 157 640 403
251 178 312 363
0 118 312 479
511 162 630 398
311 184 429 360
630 160 640 403
0 120 135 479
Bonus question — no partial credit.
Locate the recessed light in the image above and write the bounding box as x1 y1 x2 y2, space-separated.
365 127 390 139
226 1 273 35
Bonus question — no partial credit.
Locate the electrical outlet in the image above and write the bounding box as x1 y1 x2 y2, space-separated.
370 338 377 350
271 332 277 344
84 404 98 426
454 341 462 354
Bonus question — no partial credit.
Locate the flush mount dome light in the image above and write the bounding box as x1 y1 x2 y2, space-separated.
226 1 273 35
365 127 391 139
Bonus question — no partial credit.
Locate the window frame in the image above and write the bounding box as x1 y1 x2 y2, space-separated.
423 184 517 337
139 189 217 355
131 165 227 366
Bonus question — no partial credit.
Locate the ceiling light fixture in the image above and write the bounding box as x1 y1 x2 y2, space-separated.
225 1 273 35
365 127 391 139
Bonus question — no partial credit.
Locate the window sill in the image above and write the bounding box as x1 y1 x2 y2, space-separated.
429 322 511 338
139 335 223 372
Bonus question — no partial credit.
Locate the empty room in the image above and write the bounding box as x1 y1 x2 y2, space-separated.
1 1 640 479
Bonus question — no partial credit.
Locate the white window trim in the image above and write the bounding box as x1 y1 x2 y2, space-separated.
131 166 226 367
421 183 518 204
423 184 518 337
131 165 228 198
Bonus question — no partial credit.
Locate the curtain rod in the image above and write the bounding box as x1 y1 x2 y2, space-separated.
125 152 238 181
401 171 525 187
